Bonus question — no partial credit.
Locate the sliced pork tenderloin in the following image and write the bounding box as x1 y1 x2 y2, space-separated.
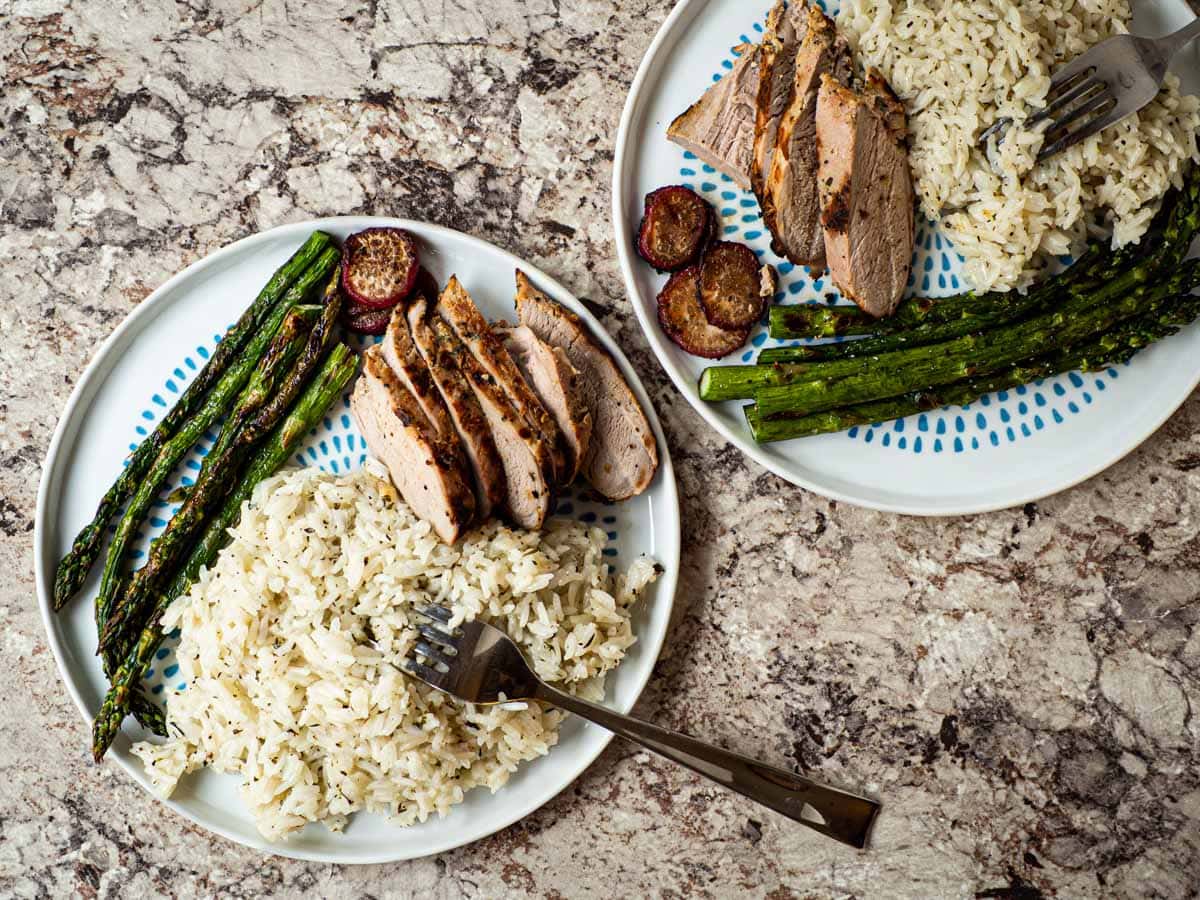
406 299 507 520
351 346 476 543
762 4 851 268
667 44 762 190
436 277 567 487
751 1 807 200
816 69 914 317
380 307 457 442
413 304 553 530
513 270 658 501
498 323 593 485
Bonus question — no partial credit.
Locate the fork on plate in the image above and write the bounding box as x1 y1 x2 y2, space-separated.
397 605 882 849
980 16 1200 162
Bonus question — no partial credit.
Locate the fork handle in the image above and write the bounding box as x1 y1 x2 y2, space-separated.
535 684 880 849
1159 16 1200 59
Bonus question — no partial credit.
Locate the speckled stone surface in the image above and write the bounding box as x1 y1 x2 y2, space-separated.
3 1 1200 897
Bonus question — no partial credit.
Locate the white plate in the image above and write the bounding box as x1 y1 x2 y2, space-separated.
34 219 679 863
614 0 1200 515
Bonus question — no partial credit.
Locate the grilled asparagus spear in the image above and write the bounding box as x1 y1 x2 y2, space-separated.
706 262 1139 401
703 177 1200 404
91 267 333 632
52 232 333 610
202 275 339 467
763 177 1190 344
91 344 359 760
128 692 168 736
766 243 1106 341
754 256 1200 419
745 291 1200 442
758 262 1089 363
98 279 343 656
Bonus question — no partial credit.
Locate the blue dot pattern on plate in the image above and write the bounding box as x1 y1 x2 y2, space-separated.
131 331 624 708
685 2 1119 455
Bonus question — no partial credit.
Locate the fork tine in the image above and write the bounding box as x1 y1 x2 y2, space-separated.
1087 102 1132 135
413 639 452 667
1042 87 1114 137
418 623 458 651
417 604 453 624
1037 92 1118 162
978 56 1100 152
402 657 449 688
979 116 1011 145
1026 77 1104 128
1048 54 1096 92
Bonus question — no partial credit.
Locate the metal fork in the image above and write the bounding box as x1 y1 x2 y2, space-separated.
398 605 881 849
980 17 1200 163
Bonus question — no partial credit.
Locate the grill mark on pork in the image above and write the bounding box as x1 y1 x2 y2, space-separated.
868 76 908 144
436 276 567 487
667 44 762 190
380 306 457 443
821 181 851 233
420 307 553 530
351 346 476 543
761 4 850 268
751 2 808 202
406 298 507 520
513 270 658 501
499 323 593 485
815 69 915 318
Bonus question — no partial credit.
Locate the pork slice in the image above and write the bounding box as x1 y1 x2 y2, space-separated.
751 1 807 200
498 323 593 485
406 299 507 520
816 69 914 318
667 44 761 191
351 346 476 543
436 276 567 487
380 308 456 441
513 270 658 501
422 311 553 530
762 5 850 268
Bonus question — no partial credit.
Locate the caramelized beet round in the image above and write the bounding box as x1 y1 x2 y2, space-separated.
656 265 749 359
698 241 768 330
637 186 714 272
341 304 393 335
340 227 419 309
411 266 440 304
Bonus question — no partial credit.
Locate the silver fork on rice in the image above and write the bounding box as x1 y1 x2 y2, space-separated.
980 15 1200 163
395 604 881 849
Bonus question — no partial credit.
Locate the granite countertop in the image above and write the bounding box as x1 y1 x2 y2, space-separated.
3 2 1199 897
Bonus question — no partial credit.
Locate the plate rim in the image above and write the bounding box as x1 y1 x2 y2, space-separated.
34 216 680 864
611 0 1200 517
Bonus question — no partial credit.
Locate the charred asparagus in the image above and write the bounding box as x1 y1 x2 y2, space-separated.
52 232 333 610
98 279 343 656
91 344 360 760
91 263 333 631
754 257 1200 419
745 291 1200 442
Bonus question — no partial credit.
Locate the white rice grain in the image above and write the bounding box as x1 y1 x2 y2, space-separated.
838 0 1200 291
132 463 658 841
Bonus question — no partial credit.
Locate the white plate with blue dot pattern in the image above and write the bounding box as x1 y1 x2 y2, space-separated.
614 0 1200 515
34 219 679 863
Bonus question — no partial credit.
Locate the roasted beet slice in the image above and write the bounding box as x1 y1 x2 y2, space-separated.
411 266 439 303
340 227 419 309
343 293 393 318
698 241 769 330
341 304 393 335
656 265 749 359
637 186 714 272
